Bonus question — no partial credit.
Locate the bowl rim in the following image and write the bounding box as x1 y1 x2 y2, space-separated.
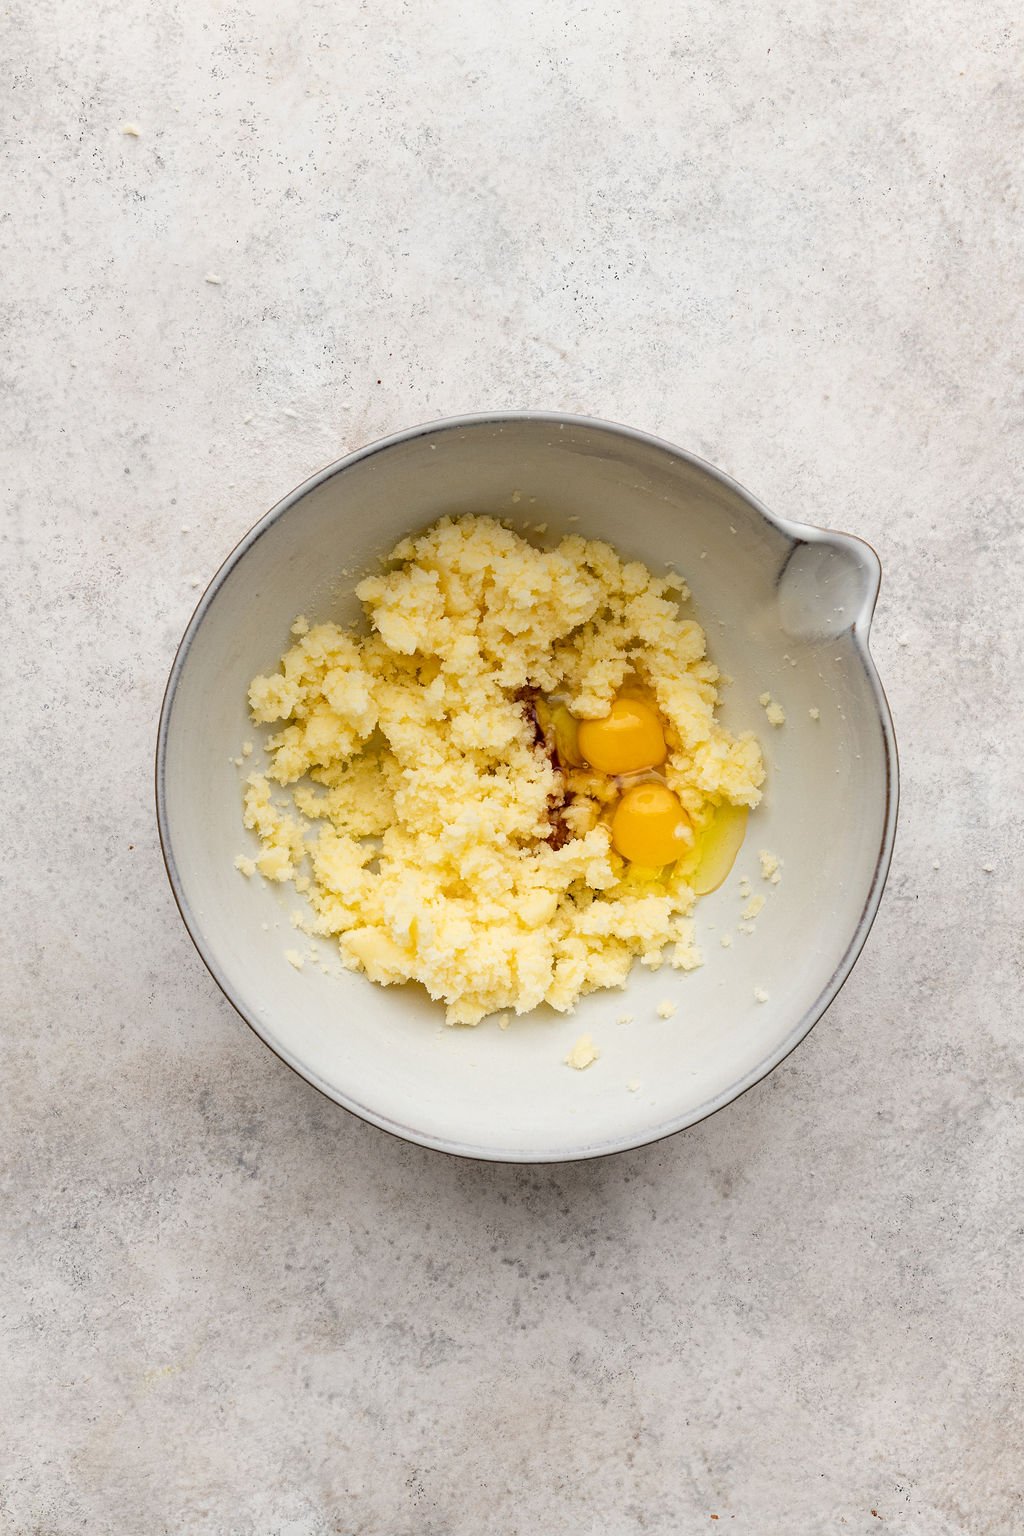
155 410 899 1163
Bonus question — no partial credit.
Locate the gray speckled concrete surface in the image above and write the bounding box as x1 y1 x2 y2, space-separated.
3 1 1023 1531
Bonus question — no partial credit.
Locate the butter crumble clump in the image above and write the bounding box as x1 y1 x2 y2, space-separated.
759 692 786 726
758 849 781 881
240 516 765 1025
565 1034 600 1070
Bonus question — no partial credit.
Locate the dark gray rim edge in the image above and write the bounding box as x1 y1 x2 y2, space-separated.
155 411 900 1164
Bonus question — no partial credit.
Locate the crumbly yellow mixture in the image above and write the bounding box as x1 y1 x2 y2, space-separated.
759 848 782 883
565 1035 600 1071
239 515 764 1024
759 691 786 726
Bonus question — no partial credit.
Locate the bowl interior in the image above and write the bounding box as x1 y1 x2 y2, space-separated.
159 417 894 1160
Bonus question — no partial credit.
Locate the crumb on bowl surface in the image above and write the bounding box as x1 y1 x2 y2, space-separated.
565 1034 600 1070
238 515 765 1025
759 691 786 727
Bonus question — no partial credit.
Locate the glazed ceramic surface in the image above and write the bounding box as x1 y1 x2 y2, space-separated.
157 414 897 1161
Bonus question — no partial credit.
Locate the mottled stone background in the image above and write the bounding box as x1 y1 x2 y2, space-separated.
3 1 1022 1532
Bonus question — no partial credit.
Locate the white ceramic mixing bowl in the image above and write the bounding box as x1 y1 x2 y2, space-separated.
156 413 897 1161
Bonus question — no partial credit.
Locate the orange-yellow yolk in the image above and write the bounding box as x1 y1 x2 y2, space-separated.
611 783 691 866
577 697 667 776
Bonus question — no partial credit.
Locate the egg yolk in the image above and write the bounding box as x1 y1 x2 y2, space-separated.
577 697 667 776
611 783 691 866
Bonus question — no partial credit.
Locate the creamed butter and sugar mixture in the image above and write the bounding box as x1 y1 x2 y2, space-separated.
239 515 764 1024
